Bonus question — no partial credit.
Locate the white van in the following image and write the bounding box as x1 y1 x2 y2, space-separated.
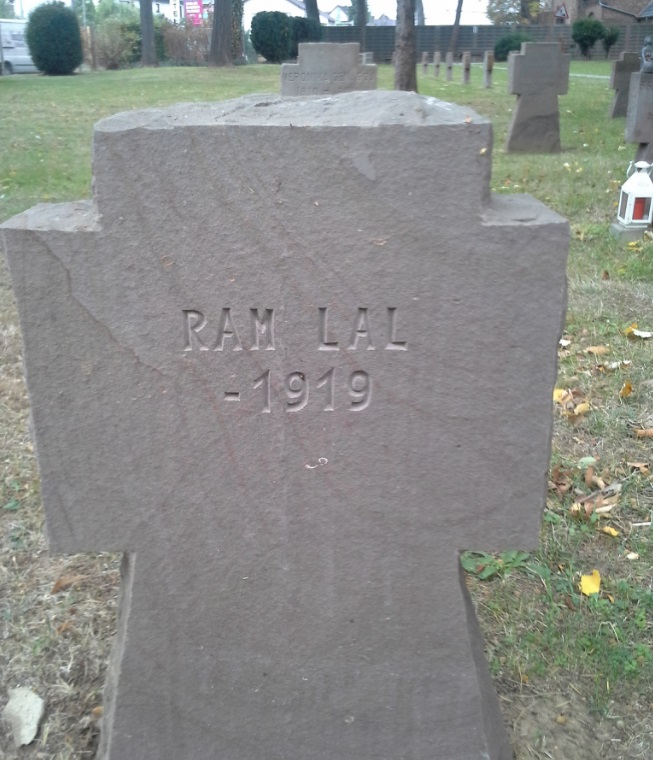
1 19 38 74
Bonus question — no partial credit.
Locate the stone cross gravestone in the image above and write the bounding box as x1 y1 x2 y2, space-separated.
2 90 568 760
281 42 376 96
610 52 640 118
446 51 453 80
625 71 653 162
506 42 570 153
434 50 441 77
484 49 494 88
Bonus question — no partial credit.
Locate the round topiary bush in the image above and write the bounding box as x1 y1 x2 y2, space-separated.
494 32 532 63
289 16 322 59
251 11 292 63
26 1 83 75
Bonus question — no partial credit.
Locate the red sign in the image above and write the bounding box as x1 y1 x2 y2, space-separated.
185 0 203 26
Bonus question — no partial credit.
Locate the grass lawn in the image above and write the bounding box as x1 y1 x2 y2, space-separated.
1 62 652 759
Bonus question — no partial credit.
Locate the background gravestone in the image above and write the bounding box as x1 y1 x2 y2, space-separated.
434 51 441 77
610 52 640 118
484 50 494 88
281 42 376 96
446 51 453 80
2 90 568 760
625 72 653 161
506 42 570 153
462 51 471 84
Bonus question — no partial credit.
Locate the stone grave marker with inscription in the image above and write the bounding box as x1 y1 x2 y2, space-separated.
610 52 639 118
506 42 570 153
2 90 568 760
281 42 376 96
462 51 471 84
484 50 494 88
434 50 441 77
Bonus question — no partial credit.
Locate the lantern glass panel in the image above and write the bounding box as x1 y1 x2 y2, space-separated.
619 191 628 221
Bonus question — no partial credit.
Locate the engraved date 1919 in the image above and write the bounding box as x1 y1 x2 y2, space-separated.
251 368 370 413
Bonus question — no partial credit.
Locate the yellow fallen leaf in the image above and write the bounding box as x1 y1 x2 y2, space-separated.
619 381 633 398
625 323 653 339
601 526 620 537
579 569 601 596
633 428 653 439
585 345 609 356
553 388 571 404
572 401 591 416
627 461 649 474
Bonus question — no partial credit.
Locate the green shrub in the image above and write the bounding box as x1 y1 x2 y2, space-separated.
26 1 83 75
602 26 619 58
96 16 167 69
494 32 531 63
250 11 292 63
572 18 605 59
289 16 322 59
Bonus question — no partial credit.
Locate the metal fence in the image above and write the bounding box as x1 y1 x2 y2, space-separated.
322 23 653 63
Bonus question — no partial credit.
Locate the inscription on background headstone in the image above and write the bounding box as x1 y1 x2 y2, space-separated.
445 51 453 80
506 42 570 153
484 49 494 88
2 90 568 760
462 51 471 84
610 52 639 118
281 42 376 96
434 50 441 77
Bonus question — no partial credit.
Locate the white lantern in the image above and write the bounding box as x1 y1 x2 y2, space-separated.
617 161 653 228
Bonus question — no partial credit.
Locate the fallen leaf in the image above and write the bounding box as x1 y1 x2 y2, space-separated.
626 552 639 560
553 388 571 404
620 381 633 398
601 526 620 537
91 706 104 720
625 323 653 339
585 345 609 356
55 621 74 635
568 401 591 416
627 461 649 474
556 714 568 725
579 569 601 596
633 428 653 438
51 574 86 594
559 338 572 348
602 270 610 280
1 688 45 747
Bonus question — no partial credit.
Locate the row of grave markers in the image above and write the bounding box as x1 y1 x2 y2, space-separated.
422 50 494 87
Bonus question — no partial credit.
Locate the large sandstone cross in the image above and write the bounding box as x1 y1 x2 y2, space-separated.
2 91 568 760
506 42 570 152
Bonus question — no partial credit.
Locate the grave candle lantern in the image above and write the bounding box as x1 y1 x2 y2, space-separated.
617 160 653 228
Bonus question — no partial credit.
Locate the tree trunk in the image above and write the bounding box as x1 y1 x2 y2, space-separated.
209 0 233 67
415 0 424 26
231 0 244 63
394 0 417 92
140 0 156 67
355 0 367 51
447 0 464 56
305 0 320 23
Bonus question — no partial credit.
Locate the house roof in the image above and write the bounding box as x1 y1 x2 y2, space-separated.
640 1 653 17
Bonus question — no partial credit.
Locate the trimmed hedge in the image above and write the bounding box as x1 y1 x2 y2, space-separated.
494 31 532 63
251 11 291 63
26 1 83 75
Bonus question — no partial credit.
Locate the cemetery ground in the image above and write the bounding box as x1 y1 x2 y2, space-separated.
0 62 652 759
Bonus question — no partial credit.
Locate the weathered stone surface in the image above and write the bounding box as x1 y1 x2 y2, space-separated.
445 50 453 80
625 72 653 145
434 50 441 77
281 42 376 96
506 42 570 153
610 52 640 118
2 90 568 760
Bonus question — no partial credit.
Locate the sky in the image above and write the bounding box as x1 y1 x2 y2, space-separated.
12 0 492 26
